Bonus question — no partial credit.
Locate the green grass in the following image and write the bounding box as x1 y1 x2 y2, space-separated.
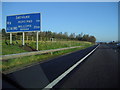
1 40 94 73
2 40 92 55
2 44 93 73
24 40 92 50
2 41 27 55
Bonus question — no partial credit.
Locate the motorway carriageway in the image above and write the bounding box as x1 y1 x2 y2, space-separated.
3 44 119 89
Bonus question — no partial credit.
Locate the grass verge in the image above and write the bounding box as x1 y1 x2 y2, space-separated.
2 42 27 55
2 44 93 73
2 40 92 55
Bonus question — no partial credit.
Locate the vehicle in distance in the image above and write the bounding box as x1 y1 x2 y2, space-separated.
116 43 120 49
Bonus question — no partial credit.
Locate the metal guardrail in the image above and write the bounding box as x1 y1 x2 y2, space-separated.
0 46 82 61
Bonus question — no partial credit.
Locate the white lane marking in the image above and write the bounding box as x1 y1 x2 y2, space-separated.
43 44 100 89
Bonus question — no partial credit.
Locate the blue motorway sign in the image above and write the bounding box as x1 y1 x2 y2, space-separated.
6 13 41 32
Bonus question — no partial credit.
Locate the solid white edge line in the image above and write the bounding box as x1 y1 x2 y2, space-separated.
43 44 100 89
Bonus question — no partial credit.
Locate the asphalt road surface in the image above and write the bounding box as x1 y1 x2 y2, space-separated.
54 44 119 88
3 44 119 89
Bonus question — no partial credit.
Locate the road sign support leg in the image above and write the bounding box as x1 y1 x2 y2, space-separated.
36 31 39 50
10 33 12 44
22 32 25 46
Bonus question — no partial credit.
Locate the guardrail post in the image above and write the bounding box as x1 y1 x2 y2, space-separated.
51 52 53 55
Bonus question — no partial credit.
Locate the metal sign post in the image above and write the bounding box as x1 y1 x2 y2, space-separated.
22 32 25 46
10 33 12 44
36 31 39 50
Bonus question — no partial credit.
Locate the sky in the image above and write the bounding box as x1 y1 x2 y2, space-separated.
1 0 120 2
2 2 118 42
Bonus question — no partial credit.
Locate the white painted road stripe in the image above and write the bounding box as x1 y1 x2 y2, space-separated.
43 44 100 89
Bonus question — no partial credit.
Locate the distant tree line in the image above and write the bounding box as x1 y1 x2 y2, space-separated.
1 28 96 43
